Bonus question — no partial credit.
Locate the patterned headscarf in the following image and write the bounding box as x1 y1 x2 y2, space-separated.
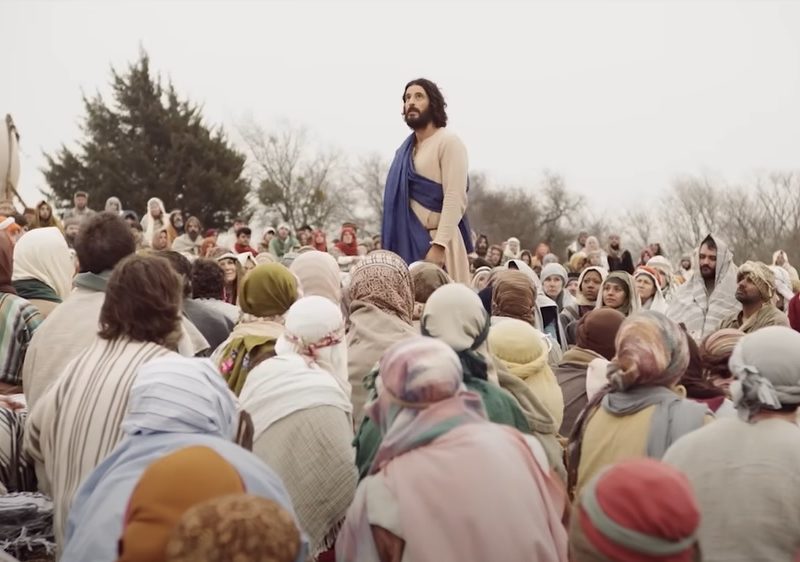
737 261 775 302
700 328 744 379
348 250 414 325
366 337 486 474
570 458 700 562
240 263 298 319
410 262 451 304
607 311 690 391
729 326 800 421
491 270 536 324
165 495 301 562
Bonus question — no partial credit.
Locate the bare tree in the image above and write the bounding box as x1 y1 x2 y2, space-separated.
238 120 352 231
350 153 388 231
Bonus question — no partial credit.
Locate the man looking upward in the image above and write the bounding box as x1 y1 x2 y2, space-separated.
382 78 473 283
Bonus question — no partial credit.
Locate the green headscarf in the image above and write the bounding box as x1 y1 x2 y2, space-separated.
240 263 298 318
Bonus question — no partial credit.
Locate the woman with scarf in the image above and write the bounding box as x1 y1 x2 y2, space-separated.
568 311 710 496
166 210 184 244
0 232 42 392
311 229 328 252
290 250 343 307
61 356 305 562
583 236 609 270
141 197 167 248
212 263 298 395
152 226 171 251
540 263 577 313
470 265 493 291
595 271 640 317
772 249 799 282
335 226 359 257
346 251 418 425
104 196 123 215
503 236 522 263
634 266 668 313
489 318 565 428
570 458 701 562
32 200 63 232
409 262 450 323
215 252 242 305
11 227 74 318
241 297 356 558
338 337 569 562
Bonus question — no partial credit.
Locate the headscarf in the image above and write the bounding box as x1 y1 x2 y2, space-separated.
165 495 301 562
11 226 74 300
634 266 668 314
104 196 122 214
606 311 690 391
646 255 674 288
334 226 358 256
503 237 521 260
239 263 298 319
768 265 794 308
575 266 607 306
421 283 494 382
542 253 560 266
152 226 171 251
348 250 414 325
584 236 601 253
0 231 16 294
241 296 352 440
540 262 577 310
290 251 342 306
410 262 451 304
311 229 328 252
737 261 775 302
142 197 167 246
575 308 626 361
596 271 640 317
471 266 492 291
679 331 726 402
118 446 246 562
729 326 800 421
570 458 700 562
492 270 536 324
367 337 486 474
700 328 744 380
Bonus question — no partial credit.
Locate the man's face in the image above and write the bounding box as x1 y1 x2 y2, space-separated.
735 274 762 305
233 221 245 232
489 247 502 266
278 227 289 240
65 224 80 238
237 233 251 246
476 239 488 254
609 235 620 250
403 85 433 130
543 275 563 300
75 195 87 210
681 259 691 271
173 215 184 229
699 243 718 281
187 219 200 239
578 232 588 246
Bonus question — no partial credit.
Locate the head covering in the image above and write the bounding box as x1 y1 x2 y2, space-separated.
597 272 640 317
310 229 327 252
575 266 607 306
540 262 568 286
118 446 246 562
607 311 690 391
348 250 414 325
11 226 74 300
542 253 560 266
679 331 726 402
33 200 63 230
123 356 237 440
165 495 301 562
634 267 667 314
289 251 342 305
146 197 167 218
0 232 16 294
411 262 451 304
105 196 122 213
646 255 674 286
584 236 601 253
576 308 626 361
492 270 536 324
768 265 794 306
504 237 521 259
570 458 700 562
335 226 359 256
366 337 486 474
700 328 744 380
239 263 298 319
471 266 492 291
729 326 800 421
737 261 775 302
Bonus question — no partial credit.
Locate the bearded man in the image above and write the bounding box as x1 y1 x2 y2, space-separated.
606 233 634 274
382 78 473 283
719 261 789 333
171 216 203 257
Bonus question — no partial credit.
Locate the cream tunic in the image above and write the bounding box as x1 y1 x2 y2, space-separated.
408 128 471 284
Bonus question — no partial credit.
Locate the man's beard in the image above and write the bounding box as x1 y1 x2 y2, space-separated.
610 243 620 251
700 266 715 280
405 106 433 130
188 231 199 241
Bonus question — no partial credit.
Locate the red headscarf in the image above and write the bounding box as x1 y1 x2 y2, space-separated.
312 229 328 252
335 226 358 256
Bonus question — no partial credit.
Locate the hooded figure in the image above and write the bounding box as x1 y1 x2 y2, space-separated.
668 234 739 341
562 266 608 343
634 266 668 314
104 197 123 215
540 262 577 312
718 261 789 333
595 271 641 317
141 198 167 248
11 227 74 318
503 237 522 262
772 249 799 282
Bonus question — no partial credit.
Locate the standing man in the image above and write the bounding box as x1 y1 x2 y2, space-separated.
62 191 96 222
607 234 634 274
382 78 473 284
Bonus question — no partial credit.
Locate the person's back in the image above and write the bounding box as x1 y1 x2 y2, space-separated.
665 418 800 562
183 295 231 349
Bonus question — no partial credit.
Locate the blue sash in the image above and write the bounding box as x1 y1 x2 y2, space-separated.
381 133 474 265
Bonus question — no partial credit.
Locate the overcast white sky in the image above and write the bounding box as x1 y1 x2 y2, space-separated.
4 0 800 213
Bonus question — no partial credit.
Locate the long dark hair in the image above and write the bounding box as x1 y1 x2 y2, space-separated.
403 78 448 128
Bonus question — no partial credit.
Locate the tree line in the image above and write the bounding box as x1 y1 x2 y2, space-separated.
42 51 800 265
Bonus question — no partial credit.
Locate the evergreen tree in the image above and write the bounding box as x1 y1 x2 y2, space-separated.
43 51 250 228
